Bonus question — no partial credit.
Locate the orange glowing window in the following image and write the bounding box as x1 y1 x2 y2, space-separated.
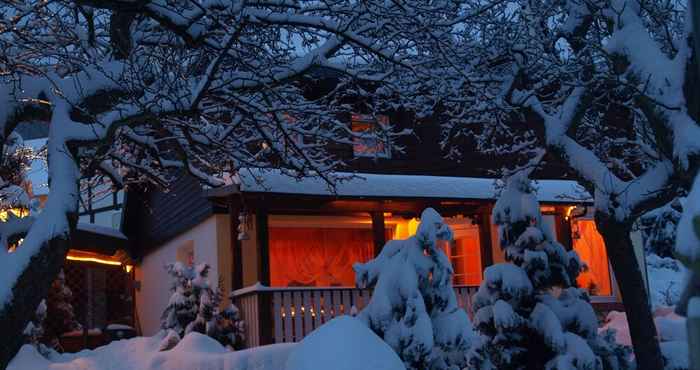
572 220 612 296
351 114 390 158
388 216 482 286
268 213 379 287
444 224 482 286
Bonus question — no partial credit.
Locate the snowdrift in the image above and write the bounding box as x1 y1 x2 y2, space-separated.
9 332 295 370
285 316 405 370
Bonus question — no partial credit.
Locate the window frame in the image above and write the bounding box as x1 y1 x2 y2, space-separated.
351 114 391 159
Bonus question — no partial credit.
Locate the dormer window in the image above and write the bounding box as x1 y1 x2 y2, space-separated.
351 114 391 158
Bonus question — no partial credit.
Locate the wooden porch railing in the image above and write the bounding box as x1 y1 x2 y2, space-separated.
232 284 478 348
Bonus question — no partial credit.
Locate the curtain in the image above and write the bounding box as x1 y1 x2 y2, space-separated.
573 220 612 296
269 227 374 287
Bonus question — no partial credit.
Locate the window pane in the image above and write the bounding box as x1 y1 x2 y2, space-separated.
573 220 612 296
387 215 482 286
351 114 390 158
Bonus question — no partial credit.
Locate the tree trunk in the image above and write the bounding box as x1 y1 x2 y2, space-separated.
595 214 664 370
0 236 71 369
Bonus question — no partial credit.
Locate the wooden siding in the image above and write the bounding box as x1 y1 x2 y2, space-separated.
124 174 221 257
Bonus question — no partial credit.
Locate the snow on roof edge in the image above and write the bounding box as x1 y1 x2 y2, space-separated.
225 169 592 204
76 222 127 240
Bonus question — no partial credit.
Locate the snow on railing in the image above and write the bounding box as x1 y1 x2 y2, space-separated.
233 284 478 347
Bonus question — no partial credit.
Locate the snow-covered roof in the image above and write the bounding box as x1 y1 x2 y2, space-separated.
76 222 127 240
207 169 592 204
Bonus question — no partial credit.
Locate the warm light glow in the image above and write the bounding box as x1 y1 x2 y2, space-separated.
408 218 419 236
66 255 122 266
565 206 576 221
0 208 28 222
125 265 133 273
540 206 556 213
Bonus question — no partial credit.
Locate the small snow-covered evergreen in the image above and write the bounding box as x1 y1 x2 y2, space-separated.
161 262 198 336
161 262 244 349
640 200 683 258
354 208 473 370
43 270 81 349
23 299 46 346
467 173 632 370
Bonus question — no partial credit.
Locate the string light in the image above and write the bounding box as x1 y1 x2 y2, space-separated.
66 255 122 266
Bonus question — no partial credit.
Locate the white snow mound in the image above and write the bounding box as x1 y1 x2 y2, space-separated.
284 316 406 370
9 332 295 370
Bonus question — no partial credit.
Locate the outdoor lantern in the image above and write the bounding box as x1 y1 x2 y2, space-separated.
237 212 250 241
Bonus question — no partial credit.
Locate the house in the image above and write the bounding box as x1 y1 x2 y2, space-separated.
120 112 646 348
14 97 645 351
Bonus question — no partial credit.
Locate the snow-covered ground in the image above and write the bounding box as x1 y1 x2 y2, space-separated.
600 309 688 369
647 253 685 309
10 317 403 370
10 332 295 370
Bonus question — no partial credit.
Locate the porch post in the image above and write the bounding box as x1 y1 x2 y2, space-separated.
256 207 271 286
228 196 243 291
478 207 494 268
556 207 573 250
255 206 274 345
371 211 386 256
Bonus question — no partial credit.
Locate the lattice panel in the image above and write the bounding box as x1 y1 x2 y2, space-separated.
63 261 133 330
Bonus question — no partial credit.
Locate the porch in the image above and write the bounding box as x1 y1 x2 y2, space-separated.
232 285 478 347
202 171 624 347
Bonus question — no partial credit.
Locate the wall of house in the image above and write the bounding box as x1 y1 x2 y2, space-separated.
134 214 231 335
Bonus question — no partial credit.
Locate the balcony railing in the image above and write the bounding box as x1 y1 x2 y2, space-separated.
232 284 478 348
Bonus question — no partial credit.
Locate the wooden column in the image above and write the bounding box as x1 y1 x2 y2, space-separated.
228 196 243 291
556 208 573 250
478 208 494 268
256 207 271 286
371 211 386 256
255 207 273 345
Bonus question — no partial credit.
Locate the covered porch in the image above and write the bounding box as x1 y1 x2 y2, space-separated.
233 285 478 347
59 223 137 352
205 170 619 348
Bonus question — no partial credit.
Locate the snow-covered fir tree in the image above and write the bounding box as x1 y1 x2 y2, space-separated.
354 208 473 370
161 262 244 350
467 173 632 370
43 270 81 349
161 262 197 336
640 199 683 258
23 299 46 346
675 175 700 370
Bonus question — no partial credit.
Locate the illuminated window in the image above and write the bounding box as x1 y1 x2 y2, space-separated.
572 219 612 296
387 215 482 286
351 114 390 158
444 222 482 286
269 215 375 287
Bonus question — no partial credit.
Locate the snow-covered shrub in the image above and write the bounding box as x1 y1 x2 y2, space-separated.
354 208 473 370
23 300 46 346
43 270 81 348
646 253 684 309
640 200 682 258
674 175 700 370
161 262 245 349
161 262 197 335
467 174 632 370
22 300 57 358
